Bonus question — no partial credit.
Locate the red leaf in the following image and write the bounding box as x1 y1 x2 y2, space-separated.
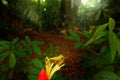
38 68 49 80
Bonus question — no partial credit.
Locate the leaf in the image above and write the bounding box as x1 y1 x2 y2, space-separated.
32 58 43 69
0 51 10 62
81 30 91 38
92 23 108 40
109 31 117 61
70 31 80 41
25 36 31 44
0 41 10 46
109 18 115 31
32 40 44 45
83 38 94 47
12 37 19 44
15 49 26 57
84 23 108 47
33 43 41 55
63 36 73 40
9 53 16 68
74 41 82 49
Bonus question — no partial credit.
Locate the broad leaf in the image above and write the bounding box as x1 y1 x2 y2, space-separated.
9 53 16 68
109 18 115 31
0 51 10 62
92 23 108 40
32 58 43 69
69 31 80 41
63 36 73 40
12 37 19 44
33 43 41 55
74 41 82 48
25 36 31 44
0 41 10 46
84 23 108 47
32 40 44 45
109 31 117 61
83 38 93 47
15 49 26 57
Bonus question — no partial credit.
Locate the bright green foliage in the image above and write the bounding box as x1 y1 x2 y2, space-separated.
109 18 115 32
84 23 108 47
109 32 117 61
63 30 80 41
9 53 16 68
32 58 44 69
65 17 120 80
33 43 41 56
84 17 120 61
63 30 82 49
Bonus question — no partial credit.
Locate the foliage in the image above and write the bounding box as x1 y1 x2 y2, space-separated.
45 44 59 57
63 17 120 80
82 18 120 80
0 36 43 80
84 18 120 61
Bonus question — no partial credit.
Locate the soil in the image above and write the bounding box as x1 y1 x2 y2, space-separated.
25 31 84 80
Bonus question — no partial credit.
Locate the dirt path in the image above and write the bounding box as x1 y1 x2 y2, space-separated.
27 31 84 80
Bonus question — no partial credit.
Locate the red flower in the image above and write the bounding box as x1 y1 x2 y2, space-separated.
38 68 49 80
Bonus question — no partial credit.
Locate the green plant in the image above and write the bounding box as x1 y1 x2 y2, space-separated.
45 44 59 57
0 36 43 80
84 18 120 61
82 18 120 80
63 18 120 80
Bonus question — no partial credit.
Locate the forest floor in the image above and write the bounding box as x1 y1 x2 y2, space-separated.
25 30 84 80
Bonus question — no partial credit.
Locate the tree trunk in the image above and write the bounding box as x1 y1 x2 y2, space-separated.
61 0 72 28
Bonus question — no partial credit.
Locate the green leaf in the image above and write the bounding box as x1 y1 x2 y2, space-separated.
0 41 10 46
0 51 10 62
32 58 43 69
109 18 115 31
70 31 80 41
9 53 16 68
32 40 44 45
81 30 91 38
63 35 73 40
25 36 31 44
12 37 18 44
93 23 108 40
33 43 41 55
83 38 94 47
74 41 82 49
109 31 117 61
15 49 26 57
84 23 108 47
